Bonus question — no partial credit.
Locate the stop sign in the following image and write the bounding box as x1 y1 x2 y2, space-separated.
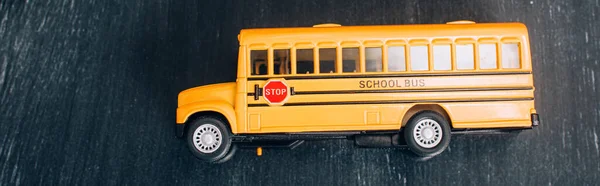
263 80 290 105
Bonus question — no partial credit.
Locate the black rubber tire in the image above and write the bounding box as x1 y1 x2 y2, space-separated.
403 111 451 157
213 144 238 164
186 117 233 163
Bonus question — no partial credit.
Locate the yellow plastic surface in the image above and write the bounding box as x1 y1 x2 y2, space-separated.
177 21 537 135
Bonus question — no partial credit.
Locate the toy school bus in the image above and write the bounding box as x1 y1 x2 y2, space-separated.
176 21 540 163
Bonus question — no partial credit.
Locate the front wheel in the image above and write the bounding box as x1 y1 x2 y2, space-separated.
404 111 451 157
186 117 234 163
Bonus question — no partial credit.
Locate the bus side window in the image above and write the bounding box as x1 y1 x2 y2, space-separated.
251 50 268 75
479 43 497 69
410 45 429 71
388 46 406 72
502 43 520 69
319 48 336 73
433 44 451 70
365 47 382 72
296 49 314 74
274 49 291 74
456 44 474 70
342 48 359 73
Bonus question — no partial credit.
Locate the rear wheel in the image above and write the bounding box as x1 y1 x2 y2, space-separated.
186 117 234 163
404 111 451 157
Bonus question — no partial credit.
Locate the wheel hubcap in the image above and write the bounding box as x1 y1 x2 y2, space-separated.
192 124 222 153
413 119 443 148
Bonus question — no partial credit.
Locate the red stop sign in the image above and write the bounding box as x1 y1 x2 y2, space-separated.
263 80 289 105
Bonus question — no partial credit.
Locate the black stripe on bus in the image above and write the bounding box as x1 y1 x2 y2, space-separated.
247 97 534 107
247 87 533 96
246 71 531 81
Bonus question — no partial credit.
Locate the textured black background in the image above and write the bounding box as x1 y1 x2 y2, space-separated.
1 0 599 185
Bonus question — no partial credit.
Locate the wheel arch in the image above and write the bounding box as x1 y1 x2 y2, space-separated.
176 101 237 137
401 104 453 128
185 111 232 132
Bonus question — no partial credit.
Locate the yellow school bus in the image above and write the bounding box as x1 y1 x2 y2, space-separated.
176 20 540 163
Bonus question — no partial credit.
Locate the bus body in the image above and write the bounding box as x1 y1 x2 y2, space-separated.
176 21 540 163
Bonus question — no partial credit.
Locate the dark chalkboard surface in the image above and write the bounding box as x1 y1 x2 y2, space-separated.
1 0 599 185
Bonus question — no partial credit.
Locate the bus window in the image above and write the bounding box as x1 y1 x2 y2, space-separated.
274 49 291 74
251 50 268 75
319 48 336 73
388 46 406 72
410 45 429 71
296 49 314 74
342 48 359 73
365 47 382 72
456 44 474 70
479 44 497 69
433 45 451 70
502 43 520 69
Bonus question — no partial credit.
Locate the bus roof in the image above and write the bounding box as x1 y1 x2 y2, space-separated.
238 22 529 46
